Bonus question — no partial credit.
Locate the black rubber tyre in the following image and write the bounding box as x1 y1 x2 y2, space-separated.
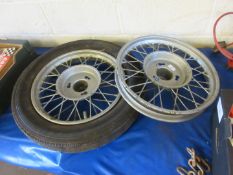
11 40 138 153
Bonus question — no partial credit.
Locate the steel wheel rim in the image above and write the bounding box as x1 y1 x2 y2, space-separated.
31 50 120 125
116 35 219 121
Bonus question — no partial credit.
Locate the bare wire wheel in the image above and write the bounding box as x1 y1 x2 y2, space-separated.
116 36 220 122
31 50 120 125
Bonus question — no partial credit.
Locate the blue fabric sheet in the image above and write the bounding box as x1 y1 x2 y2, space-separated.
0 48 232 175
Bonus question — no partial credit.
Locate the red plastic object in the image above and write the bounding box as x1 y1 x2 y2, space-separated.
228 105 233 118
213 12 233 68
228 59 233 69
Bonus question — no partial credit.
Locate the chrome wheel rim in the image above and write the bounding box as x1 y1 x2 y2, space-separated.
31 50 120 125
116 35 220 122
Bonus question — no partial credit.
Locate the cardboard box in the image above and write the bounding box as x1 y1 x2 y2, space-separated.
0 40 36 113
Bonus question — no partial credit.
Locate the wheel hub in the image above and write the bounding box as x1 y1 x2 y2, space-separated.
143 51 192 88
56 65 101 100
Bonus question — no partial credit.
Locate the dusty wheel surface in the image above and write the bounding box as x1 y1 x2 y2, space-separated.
12 40 138 153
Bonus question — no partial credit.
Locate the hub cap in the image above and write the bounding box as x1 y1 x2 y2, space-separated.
143 51 192 88
56 65 101 100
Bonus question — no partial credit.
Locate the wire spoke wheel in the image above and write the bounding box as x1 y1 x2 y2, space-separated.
116 36 220 122
12 40 138 153
31 50 120 125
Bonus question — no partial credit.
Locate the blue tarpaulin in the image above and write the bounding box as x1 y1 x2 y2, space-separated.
0 48 232 175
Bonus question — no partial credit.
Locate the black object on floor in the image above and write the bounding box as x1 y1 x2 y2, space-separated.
212 89 233 175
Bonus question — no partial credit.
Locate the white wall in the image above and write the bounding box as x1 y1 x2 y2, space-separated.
0 0 232 47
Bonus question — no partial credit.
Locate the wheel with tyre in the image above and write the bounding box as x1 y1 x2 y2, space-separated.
12 40 138 153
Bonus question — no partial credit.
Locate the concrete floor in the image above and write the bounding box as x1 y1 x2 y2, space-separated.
0 162 52 175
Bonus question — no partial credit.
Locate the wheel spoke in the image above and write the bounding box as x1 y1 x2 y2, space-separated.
40 87 56 93
132 47 147 57
167 45 179 53
172 89 179 110
61 103 75 115
138 79 150 96
186 85 199 108
48 100 64 114
100 65 113 75
42 94 61 108
158 86 163 108
89 97 92 117
100 84 117 88
54 68 60 75
92 98 114 103
95 59 104 69
57 98 67 119
191 78 209 94
102 71 114 81
171 89 188 110
99 70 113 74
40 84 56 93
88 97 97 114
66 101 78 121
95 91 117 97
61 63 69 68
122 68 144 73
46 74 59 78
149 87 165 103
129 81 152 88
182 86 207 101
85 99 103 112
124 70 144 81
66 60 72 67
135 87 155 94
101 80 117 88
42 81 56 86
73 101 81 120
41 96 62 106
97 89 111 105
123 60 141 71
193 71 209 78
40 93 58 100
94 57 99 66
188 84 208 90
126 54 143 64
167 45 173 52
